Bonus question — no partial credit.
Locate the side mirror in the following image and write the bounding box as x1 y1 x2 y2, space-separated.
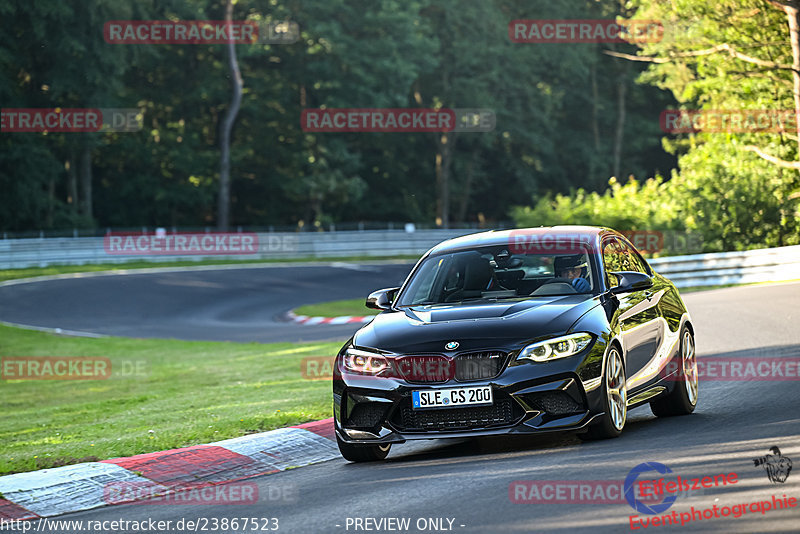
366 287 400 310
609 271 653 294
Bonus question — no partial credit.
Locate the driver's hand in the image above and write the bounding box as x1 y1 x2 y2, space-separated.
571 277 590 292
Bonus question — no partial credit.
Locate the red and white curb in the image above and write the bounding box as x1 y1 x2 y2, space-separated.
0 419 336 520
286 310 373 325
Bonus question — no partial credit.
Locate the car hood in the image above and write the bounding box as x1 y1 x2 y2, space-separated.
353 295 602 353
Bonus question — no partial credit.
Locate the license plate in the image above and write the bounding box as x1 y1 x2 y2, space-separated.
412 386 493 409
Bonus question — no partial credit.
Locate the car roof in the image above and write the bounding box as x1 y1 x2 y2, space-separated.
427 225 619 256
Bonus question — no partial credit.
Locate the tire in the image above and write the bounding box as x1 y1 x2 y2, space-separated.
579 345 627 440
651 327 698 417
337 435 391 462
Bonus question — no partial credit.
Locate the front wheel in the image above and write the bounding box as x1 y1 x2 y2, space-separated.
651 327 697 417
579 346 627 440
337 435 391 462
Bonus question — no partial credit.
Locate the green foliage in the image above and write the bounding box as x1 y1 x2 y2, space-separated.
512 145 800 253
0 0 677 231
511 175 682 232
512 0 800 253
675 137 800 251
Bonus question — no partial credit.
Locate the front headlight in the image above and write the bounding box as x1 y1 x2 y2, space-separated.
343 348 389 374
517 333 593 362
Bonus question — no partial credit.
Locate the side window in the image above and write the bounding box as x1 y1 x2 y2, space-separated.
616 238 650 274
602 238 625 287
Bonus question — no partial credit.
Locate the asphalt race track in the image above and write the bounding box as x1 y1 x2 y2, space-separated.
4 269 800 533
0 262 414 343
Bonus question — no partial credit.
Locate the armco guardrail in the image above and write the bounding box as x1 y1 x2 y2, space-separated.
648 245 800 288
0 230 475 270
0 232 798 289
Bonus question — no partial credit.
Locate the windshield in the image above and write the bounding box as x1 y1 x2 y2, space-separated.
396 245 596 307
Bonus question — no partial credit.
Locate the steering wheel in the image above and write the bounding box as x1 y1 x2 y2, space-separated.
544 277 589 291
530 277 578 296
543 277 575 285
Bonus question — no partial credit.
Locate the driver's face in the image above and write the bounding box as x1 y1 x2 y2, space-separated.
560 267 581 280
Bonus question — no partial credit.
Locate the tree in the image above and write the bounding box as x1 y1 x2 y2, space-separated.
619 0 800 168
217 0 244 231
0 0 678 231
512 0 800 252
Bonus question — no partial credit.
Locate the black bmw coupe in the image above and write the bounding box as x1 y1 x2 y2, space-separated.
333 226 698 462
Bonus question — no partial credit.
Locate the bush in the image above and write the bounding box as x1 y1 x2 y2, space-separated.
511 137 800 254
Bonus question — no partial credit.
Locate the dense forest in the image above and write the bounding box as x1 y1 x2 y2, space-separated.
1 0 799 253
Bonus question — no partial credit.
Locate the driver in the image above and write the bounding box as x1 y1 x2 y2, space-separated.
554 254 591 292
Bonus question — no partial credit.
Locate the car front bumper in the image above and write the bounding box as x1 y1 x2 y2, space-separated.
333 341 610 445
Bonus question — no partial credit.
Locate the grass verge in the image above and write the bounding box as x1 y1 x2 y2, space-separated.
294 298 379 318
0 324 341 476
